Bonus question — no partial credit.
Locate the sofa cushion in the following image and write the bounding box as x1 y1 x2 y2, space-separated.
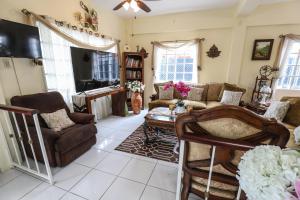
158 86 174 100
206 101 223 109
187 87 204 101
183 100 206 110
264 101 290 121
154 81 173 95
220 91 243 106
55 124 97 153
281 97 300 127
207 83 223 101
218 83 246 101
148 99 178 110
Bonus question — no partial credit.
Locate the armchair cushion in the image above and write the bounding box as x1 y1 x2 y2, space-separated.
41 109 75 132
55 124 97 153
68 112 94 124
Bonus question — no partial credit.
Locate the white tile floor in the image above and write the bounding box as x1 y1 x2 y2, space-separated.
0 110 201 200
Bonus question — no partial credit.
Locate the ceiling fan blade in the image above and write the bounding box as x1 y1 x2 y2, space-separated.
113 1 127 10
137 0 151 12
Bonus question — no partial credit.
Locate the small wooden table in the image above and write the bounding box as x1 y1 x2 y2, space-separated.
143 107 183 145
245 102 269 115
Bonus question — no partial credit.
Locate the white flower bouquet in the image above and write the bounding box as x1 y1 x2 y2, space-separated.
237 145 300 200
126 81 145 93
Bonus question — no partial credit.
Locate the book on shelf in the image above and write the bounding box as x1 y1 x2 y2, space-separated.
125 57 141 68
126 70 142 79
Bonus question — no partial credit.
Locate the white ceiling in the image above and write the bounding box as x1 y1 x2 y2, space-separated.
93 0 294 18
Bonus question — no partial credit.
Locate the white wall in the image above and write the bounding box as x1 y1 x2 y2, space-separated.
125 1 300 105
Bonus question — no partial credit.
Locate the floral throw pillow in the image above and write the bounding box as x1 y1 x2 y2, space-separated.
159 86 174 100
41 109 75 132
187 87 204 101
220 90 243 106
264 101 290 121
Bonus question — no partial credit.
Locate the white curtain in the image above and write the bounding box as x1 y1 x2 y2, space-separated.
37 22 117 108
151 39 203 83
276 35 300 89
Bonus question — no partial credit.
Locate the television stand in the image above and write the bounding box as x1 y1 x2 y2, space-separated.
73 87 126 120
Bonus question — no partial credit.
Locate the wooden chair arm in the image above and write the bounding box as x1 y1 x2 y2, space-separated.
0 104 39 115
179 132 256 151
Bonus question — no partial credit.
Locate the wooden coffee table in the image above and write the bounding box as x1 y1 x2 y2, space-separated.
143 107 183 145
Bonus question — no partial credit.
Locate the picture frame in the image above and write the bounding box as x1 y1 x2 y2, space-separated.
251 39 274 60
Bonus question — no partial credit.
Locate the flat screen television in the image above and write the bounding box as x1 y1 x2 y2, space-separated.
71 47 120 93
0 19 42 59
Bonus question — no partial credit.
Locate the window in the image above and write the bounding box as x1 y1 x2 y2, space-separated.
155 43 198 83
277 41 300 89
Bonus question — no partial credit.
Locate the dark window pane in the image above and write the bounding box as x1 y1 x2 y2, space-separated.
159 73 166 81
168 73 175 80
185 64 193 72
176 64 184 72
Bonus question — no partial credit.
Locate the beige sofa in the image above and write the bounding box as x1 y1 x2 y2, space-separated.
280 96 300 148
149 82 246 110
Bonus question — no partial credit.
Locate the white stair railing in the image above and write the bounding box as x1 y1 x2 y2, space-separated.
0 104 53 184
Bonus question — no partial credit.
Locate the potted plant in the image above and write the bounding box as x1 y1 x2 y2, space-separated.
237 145 300 200
126 81 145 114
164 81 191 113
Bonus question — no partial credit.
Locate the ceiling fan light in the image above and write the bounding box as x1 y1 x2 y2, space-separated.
122 2 130 10
130 0 138 9
133 6 140 12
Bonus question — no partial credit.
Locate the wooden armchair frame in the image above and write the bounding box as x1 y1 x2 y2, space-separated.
175 105 290 200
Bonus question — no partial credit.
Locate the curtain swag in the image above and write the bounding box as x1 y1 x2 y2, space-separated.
21 9 121 64
151 38 204 75
273 34 300 70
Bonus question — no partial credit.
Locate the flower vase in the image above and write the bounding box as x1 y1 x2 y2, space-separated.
131 92 142 114
175 100 185 114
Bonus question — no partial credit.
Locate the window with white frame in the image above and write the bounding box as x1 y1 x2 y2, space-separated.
277 41 300 89
155 44 198 83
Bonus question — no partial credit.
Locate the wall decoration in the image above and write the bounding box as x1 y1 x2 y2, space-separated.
259 65 273 79
206 44 221 58
252 39 274 60
140 47 148 58
74 1 98 32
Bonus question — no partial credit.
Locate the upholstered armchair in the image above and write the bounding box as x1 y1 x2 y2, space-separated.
175 105 290 200
11 91 97 167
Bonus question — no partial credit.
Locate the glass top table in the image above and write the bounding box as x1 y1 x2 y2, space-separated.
143 107 186 144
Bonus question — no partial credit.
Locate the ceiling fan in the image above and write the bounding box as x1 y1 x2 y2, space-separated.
113 0 160 13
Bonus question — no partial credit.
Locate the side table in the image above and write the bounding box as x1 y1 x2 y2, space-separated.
245 102 268 115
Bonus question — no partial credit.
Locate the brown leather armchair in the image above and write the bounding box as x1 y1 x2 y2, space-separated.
11 91 97 167
175 105 290 200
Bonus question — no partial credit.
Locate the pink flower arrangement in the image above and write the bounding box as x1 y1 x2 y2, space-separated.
163 81 191 98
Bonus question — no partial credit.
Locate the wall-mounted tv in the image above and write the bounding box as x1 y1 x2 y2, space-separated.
71 47 120 93
0 19 42 59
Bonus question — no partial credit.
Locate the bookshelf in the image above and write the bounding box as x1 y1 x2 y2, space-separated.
122 52 145 110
